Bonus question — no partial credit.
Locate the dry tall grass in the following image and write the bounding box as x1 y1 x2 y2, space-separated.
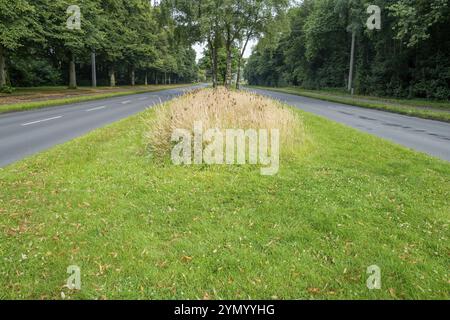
145 88 305 157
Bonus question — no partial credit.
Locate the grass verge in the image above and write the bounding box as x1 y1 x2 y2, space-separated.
250 86 450 122
0 84 192 114
0 92 448 299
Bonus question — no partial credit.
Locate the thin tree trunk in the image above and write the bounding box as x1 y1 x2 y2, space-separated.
226 52 232 88
347 31 356 93
169 74 171 84
130 66 136 86
91 51 97 88
0 46 6 88
0 45 6 87
144 72 148 85
164 72 167 85
208 37 217 88
109 65 116 87
225 32 232 88
236 33 251 90
69 53 77 89
155 72 158 85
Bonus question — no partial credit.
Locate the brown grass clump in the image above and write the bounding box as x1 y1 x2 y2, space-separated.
145 87 305 157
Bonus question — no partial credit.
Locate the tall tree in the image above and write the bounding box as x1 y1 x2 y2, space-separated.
0 0 39 87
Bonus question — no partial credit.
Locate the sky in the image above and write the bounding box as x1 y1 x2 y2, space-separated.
193 39 257 62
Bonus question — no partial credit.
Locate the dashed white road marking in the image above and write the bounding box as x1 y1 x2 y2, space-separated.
22 116 63 126
121 100 132 104
86 105 106 112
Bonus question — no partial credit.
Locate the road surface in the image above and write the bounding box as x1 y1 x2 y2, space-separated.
249 87 450 162
1 85 449 167
0 85 204 167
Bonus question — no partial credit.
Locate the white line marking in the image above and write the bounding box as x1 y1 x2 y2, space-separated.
22 116 63 126
138 97 148 101
86 106 106 112
121 100 132 104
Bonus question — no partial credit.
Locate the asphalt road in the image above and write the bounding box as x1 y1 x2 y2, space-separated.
0 84 449 167
249 87 450 162
0 85 204 167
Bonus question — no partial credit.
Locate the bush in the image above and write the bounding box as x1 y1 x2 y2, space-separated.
145 88 305 159
0 86 14 94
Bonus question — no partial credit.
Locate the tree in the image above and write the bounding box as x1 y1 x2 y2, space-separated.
235 0 289 89
245 0 450 100
0 0 40 87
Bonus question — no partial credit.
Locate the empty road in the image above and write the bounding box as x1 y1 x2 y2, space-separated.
0 85 204 167
1 84 449 167
249 87 450 162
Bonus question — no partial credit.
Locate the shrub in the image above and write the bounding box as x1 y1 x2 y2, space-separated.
0 86 14 94
145 88 305 159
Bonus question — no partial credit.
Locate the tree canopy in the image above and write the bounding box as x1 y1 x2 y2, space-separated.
245 0 450 100
1 0 198 89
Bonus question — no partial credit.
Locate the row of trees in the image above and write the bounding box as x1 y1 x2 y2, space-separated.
165 0 289 89
244 0 450 100
0 0 198 89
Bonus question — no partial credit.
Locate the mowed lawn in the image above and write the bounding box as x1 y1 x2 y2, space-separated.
0 100 449 299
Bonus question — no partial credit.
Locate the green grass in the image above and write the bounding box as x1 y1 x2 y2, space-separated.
0 84 192 114
0 102 448 300
250 86 450 122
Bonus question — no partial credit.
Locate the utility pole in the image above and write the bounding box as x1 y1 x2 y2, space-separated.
91 50 97 88
347 30 356 94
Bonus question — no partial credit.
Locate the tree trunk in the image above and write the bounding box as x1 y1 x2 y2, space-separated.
144 72 148 85
91 51 97 88
168 74 171 84
109 65 116 87
226 52 232 88
347 31 356 93
69 53 77 89
224 25 234 89
130 66 136 86
236 32 252 90
0 45 6 87
164 72 167 85
213 44 219 88
225 40 232 88
236 57 242 90
208 37 217 88
155 72 158 85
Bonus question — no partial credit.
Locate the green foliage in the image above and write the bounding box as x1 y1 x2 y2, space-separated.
3 0 198 88
0 85 14 94
245 0 450 100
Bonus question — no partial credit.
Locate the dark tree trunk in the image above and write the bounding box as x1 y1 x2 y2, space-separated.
225 34 232 88
91 51 97 88
69 53 77 89
130 66 136 86
208 37 217 88
236 32 252 90
109 65 116 87
347 31 356 93
0 45 6 87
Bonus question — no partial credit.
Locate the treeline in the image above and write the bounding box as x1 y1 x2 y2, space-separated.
0 0 198 90
168 0 288 89
244 0 450 100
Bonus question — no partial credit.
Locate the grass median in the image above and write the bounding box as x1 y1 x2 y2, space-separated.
250 86 450 123
0 84 193 114
0 89 448 300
